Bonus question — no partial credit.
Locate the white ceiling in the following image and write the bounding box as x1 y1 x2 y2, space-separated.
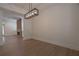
0 3 78 20
12 3 41 10
0 3 54 20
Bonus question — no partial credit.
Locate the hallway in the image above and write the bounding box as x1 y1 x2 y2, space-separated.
0 36 79 56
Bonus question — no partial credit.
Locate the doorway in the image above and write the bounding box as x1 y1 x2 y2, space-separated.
2 18 23 38
4 19 17 36
17 18 22 37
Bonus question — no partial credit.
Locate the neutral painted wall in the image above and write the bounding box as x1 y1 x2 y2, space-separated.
23 19 32 39
0 19 2 37
32 4 79 50
0 19 5 45
0 19 2 45
4 19 17 36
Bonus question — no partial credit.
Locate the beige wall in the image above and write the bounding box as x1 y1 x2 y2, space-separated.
32 4 79 50
23 19 32 39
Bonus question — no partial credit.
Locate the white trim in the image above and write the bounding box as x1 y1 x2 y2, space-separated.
32 36 79 51
23 37 32 40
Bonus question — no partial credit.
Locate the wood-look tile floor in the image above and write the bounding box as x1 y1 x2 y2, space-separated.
0 36 79 56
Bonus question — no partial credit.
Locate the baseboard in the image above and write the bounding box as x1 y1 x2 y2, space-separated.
32 36 79 51
23 36 32 40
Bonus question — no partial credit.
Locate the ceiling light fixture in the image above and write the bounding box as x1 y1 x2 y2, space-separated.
24 3 39 19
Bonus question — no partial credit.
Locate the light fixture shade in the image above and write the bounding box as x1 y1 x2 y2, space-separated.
24 8 39 19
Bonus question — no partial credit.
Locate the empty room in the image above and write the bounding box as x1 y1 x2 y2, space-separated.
0 3 79 56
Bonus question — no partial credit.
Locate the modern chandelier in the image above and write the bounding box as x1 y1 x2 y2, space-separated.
24 3 39 19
